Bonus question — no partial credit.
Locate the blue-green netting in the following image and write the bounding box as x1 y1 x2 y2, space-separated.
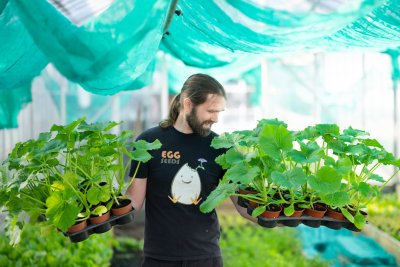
300 226 397 266
1 0 400 128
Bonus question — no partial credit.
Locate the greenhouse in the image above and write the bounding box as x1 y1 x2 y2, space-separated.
0 0 399 266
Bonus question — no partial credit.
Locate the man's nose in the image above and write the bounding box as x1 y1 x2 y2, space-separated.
211 113 219 123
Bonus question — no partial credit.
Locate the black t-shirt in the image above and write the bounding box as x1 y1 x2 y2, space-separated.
129 126 226 261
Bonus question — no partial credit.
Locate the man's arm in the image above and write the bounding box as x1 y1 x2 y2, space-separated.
229 196 258 223
126 178 147 212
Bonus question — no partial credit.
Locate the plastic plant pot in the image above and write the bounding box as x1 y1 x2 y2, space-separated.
115 212 134 225
258 217 277 228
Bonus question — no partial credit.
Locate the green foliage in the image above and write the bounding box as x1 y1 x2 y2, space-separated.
0 224 113 267
201 118 400 230
113 236 144 252
218 213 330 267
0 118 161 243
368 193 400 241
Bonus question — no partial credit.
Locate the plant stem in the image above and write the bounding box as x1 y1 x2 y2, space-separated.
380 168 400 189
125 162 141 189
20 192 46 206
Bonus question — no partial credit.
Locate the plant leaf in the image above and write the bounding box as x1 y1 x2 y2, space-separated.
91 205 108 216
320 192 350 207
353 212 366 229
215 154 229 169
211 132 242 149
343 127 368 137
271 168 306 190
87 186 102 205
308 166 342 194
130 149 152 163
316 124 340 136
335 157 352 175
199 182 236 213
252 205 266 217
133 139 162 150
360 138 383 149
225 148 245 165
46 189 80 232
284 203 294 216
368 174 385 183
224 164 260 184
341 208 354 223
295 126 319 141
259 125 293 160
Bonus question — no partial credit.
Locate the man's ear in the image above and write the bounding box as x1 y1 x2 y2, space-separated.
183 98 192 112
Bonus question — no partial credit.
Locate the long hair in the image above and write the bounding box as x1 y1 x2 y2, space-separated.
159 73 226 128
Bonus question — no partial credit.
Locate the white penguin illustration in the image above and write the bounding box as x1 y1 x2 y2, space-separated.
169 163 202 205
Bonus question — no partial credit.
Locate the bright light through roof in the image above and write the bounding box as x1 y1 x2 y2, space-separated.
48 0 114 26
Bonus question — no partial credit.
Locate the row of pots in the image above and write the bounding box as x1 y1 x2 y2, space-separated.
66 200 134 242
239 197 367 232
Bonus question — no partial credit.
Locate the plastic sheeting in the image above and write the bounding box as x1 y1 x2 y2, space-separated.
300 226 397 266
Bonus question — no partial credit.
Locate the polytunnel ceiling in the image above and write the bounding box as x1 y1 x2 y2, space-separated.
1 0 400 95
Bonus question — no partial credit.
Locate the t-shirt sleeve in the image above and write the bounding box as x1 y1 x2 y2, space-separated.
128 133 149 178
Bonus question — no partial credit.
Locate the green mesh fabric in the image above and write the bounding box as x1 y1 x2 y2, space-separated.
0 84 31 128
161 0 399 68
11 0 168 94
300 227 397 266
0 2 47 90
166 54 262 94
1 0 400 129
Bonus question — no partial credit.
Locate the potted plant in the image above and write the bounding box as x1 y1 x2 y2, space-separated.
320 127 400 229
200 119 400 231
0 117 161 244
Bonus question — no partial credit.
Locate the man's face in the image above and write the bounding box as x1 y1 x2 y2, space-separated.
186 94 226 137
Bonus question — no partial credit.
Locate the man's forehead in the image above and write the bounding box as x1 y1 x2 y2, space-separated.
203 94 226 110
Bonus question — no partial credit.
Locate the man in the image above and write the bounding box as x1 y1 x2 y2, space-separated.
127 73 254 267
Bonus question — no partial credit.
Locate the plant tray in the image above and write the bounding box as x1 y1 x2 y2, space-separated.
246 206 366 232
64 209 135 243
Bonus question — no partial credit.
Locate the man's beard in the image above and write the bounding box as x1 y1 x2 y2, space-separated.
186 107 213 137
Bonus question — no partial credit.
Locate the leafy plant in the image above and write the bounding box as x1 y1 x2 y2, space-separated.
0 118 161 244
367 193 400 241
0 223 113 267
200 119 400 229
218 213 331 267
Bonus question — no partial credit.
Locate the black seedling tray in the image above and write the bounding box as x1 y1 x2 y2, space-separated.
65 208 135 242
245 204 365 232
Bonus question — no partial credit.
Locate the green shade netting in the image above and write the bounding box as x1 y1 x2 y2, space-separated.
166 53 260 90
0 2 47 90
300 227 397 266
1 0 400 129
161 0 400 68
0 84 31 128
9 0 169 94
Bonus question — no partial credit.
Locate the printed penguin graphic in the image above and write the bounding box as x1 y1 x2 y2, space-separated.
169 160 207 205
